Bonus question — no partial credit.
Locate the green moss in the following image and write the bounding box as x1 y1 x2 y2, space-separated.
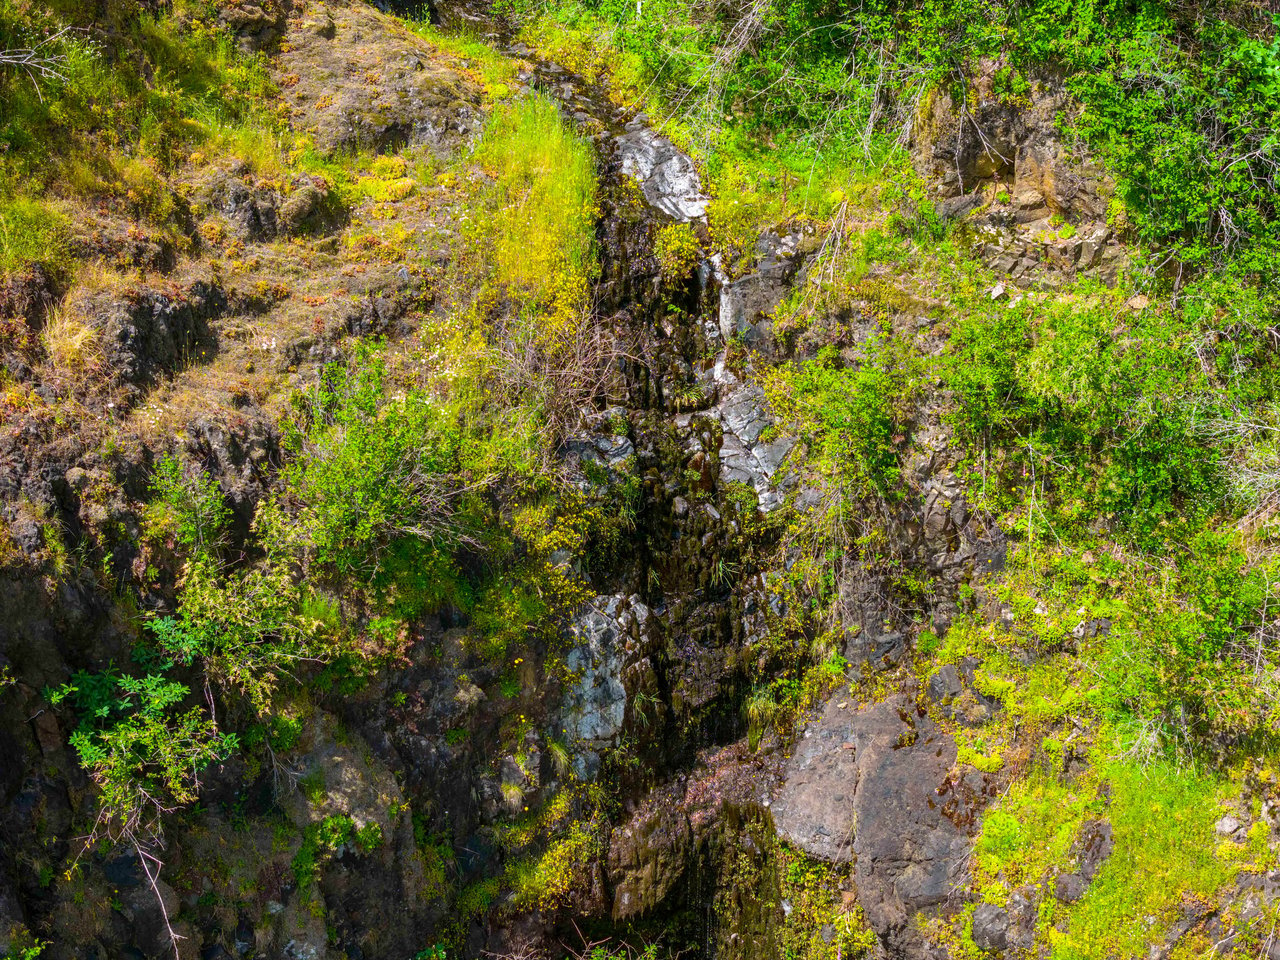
777 844 876 959
1051 759 1233 959
970 771 1101 905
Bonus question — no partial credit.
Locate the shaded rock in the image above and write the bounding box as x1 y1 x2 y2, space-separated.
85 280 225 393
279 182 329 236
924 657 1000 725
926 663 963 703
972 903 1008 952
563 426 636 489
607 789 693 919
851 701 972 949
1006 886 1038 950
119 874 189 959
938 192 984 220
206 175 281 241
716 230 811 351
844 629 907 669
772 696 862 862
714 383 793 511
0 264 57 329
219 0 286 50
1074 818 1113 881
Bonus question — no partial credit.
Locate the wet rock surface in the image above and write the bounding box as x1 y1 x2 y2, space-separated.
716 229 814 350
616 126 710 221
562 595 652 770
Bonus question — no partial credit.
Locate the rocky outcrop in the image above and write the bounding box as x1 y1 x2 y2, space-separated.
277 1 482 153
562 595 652 772
82 280 226 393
715 229 815 350
617 123 710 221
773 694 992 955
217 0 289 51
194 164 340 242
913 73 1110 221
914 69 1129 287
607 783 693 918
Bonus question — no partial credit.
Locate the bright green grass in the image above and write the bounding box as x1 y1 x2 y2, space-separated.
1051 758 1232 959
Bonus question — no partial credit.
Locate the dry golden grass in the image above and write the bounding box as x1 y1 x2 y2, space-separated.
41 306 102 373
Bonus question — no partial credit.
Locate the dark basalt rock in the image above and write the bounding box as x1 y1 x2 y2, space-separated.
972 903 1008 953
773 694 984 955
607 783 693 919
716 229 813 353
87 281 226 392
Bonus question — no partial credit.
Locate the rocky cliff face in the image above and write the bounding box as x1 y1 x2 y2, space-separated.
2 3 1277 960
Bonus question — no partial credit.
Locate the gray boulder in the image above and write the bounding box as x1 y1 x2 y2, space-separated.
773 694 980 954
616 129 709 221
971 903 1008 953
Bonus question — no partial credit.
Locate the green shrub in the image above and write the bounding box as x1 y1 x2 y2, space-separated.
149 542 323 716
0 1 279 195
147 454 230 555
765 335 914 502
49 671 236 840
284 344 478 588
1099 530 1280 758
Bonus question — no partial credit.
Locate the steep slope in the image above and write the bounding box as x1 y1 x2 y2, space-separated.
2 1 1280 960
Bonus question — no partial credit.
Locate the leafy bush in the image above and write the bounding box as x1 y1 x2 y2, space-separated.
538 0 1280 277
765 337 914 502
49 671 236 839
147 454 230 555
1099 531 1280 758
284 345 479 591
149 545 324 717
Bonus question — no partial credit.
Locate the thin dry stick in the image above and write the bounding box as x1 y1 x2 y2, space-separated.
0 27 72 101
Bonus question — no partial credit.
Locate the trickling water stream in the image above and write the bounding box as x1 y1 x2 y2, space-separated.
416 11 811 957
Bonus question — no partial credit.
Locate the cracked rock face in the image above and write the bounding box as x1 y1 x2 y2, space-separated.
716 230 812 350
773 694 988 955
616 128 710 221
561 595 652 770
711 383 793 512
